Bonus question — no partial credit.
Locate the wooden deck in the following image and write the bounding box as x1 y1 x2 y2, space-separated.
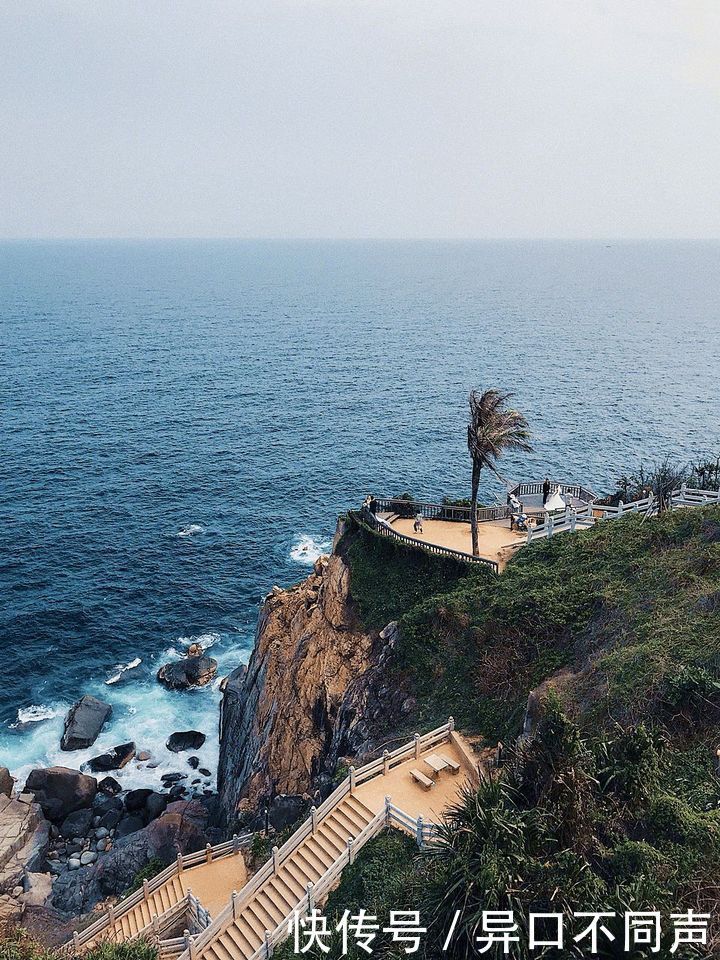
387 516 524 569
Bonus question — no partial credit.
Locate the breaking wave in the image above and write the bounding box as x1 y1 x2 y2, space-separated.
290 535 332 565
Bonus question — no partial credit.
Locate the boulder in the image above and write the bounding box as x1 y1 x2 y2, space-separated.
60 808 93 839
116 814 144 838
187 756 200 769
60 695 112 751
124 788 153 813
98 776 122 796
25 767 97 821
0 768 12 799
145 793 167 822
167 731 206 753
161 772 187 784
157 645 217 690
100 809 122 831
87 742 135 773
19 871 53 909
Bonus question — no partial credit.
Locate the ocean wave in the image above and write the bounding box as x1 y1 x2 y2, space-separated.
290 534 332 565
12 704 64 727
105 657 142 685
177 631 221 651
177 524 205 538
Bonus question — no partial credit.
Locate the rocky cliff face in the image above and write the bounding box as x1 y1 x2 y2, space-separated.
217 521 409 825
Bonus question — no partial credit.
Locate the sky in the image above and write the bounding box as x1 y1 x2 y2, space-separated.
1 0 720 239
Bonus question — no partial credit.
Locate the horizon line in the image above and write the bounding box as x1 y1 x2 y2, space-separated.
1 235 720 243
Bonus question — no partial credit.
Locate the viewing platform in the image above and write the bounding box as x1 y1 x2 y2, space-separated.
358 482 596 571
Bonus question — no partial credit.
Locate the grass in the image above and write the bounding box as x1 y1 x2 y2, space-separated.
0 931 157 960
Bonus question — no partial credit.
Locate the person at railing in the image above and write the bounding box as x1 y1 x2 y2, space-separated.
542 477 551 505
508 492 522 529
413 512 424 534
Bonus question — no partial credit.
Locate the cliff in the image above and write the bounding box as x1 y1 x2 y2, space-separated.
217 521 409 824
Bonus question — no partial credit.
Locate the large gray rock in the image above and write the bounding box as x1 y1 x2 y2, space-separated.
167 731 206 753
0 768 12 799
157 647 218 690
25 767 97 822
87 742 135 773
60 808 94 839
61 696 112 751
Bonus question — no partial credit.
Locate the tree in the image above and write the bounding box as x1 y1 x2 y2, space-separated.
467 389 532 556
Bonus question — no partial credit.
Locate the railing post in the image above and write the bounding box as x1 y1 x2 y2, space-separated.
311 805 318 834
272 845 279 874
347 837 355 865
107 904 116 929
232 890 239 920
547 515 554 538
177 852 184 873
73 932 80 952
205 843 212 863
414 733 420 760
152 915 160 936
265 929 273 957
385 796 392 826
349 765 356 794
306 881 315 912
618 499 624 515
448 716 455 732
143 879 150 900
416 815 424 848
233 833 240 854
526 525 533 545
382 750 389 775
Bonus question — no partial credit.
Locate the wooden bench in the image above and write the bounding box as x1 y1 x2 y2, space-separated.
438 754 461 775
410 768 434 790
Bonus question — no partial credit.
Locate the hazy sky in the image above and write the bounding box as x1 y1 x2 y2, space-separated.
2 0 720 239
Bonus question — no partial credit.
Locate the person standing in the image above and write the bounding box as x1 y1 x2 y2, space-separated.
542 477 551 505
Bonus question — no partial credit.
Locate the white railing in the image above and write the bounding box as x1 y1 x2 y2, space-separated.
176 720 463 960
524 485 720 544
63 832 252 954
356 508 500 572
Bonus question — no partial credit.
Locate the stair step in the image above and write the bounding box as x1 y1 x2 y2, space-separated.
225 920 257 957
274 869 305 901
292 846 324 880
208 939 235 960
306 834 340 864
255 888 288 926
332 806 365 834
345 795 375 821
245 895 280 934
242 904 268 941
237 917 264 952
264 878 295 915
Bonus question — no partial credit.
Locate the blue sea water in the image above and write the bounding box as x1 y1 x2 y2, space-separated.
2 240 719 787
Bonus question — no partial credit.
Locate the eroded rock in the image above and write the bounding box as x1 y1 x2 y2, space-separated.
61 696 112 751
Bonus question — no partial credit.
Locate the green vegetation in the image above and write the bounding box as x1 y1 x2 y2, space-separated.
331 504 720 956
123 858 165 896
0 930 157 960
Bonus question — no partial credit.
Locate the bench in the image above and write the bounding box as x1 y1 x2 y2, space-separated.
410 768 434 790
438 754 461 775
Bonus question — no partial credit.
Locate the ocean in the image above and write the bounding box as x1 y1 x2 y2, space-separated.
2 239 718 789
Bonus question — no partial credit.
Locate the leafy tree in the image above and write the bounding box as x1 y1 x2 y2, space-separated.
467 389 531 556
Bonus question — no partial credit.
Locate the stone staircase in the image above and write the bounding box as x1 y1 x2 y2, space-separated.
201 794 375 960
107 872 187 942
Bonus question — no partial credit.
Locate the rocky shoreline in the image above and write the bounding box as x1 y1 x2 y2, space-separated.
2 520 407 940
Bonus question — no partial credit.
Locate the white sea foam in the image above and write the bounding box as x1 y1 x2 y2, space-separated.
12 704 64 727
290 534 332 565
8 631 256 795
177 524 205 538
105 657 142 685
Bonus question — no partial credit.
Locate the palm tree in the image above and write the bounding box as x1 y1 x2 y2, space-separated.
467 389 532 556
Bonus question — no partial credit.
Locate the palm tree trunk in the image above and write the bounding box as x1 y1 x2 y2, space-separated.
470 460 481 556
